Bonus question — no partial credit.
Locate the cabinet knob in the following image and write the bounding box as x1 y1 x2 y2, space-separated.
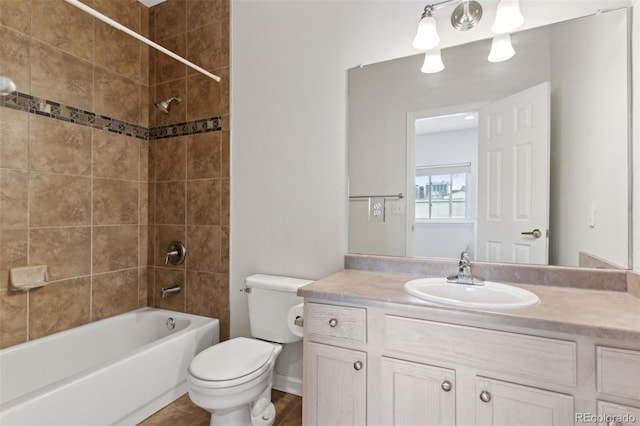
479 390 492 403
353 361 363 371
328 318 338 327
441 380 452 392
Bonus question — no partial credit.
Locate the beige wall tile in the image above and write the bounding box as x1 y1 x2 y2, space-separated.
155 34 186 84
29 277 91 340
186 0 227 31
186 23 221 75
0 25 30 94
140 182 149 225
156 181 185 224
93 225 139 273
93 0 140 31
217 272 229 341
0 228 28 289
31 0 94 61
94 67 141 124
148 182 156 224
186 73 221 120
154 224 185 268
153 267 185 311
29 173 91 227
186 225 220 273
187 132 220 179
154 0 185 41
220 178 229 226
154 79 186 126
138 267 148 307
185 270 217 317
139 225 149 266
29 115 92 176
0 107 29 170
92 269 138 320
30 41 93 110
221 225 229 273
0 169 28 228
146 266 155 306
148 84 157 128
140 84 150 128
93 179 139 225
93 130 140 180
0 0 31 35
95 21 141 82
217 67 230 115
0 288 27 349
221 130 230 178
140 139 149 182
187 179 220 225
155 137 186 181
30 227 91 281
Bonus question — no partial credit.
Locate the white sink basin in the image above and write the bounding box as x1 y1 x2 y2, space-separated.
404 278 540 309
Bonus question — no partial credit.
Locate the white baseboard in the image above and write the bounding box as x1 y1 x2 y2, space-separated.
273 373 302 397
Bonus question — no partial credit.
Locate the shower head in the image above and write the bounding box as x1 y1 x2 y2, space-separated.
154 96 182 113
0 76 16 95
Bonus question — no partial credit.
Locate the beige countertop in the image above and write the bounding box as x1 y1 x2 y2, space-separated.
298 269 640 341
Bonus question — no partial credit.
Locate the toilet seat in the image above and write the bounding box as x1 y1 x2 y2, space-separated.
189 337 277 389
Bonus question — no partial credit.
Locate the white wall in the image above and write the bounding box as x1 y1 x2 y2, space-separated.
230 0 639 391
548 9 629 267
634 1 640 271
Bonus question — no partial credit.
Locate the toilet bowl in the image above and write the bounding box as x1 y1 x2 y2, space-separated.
187 338 282 426
186 274 312 426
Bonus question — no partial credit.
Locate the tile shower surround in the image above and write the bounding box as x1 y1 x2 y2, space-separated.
0 0 231 349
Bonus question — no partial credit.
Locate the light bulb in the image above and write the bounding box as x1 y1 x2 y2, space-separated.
488 34 515 62
413 14 440 51
491 0 524 34
421 49 444 74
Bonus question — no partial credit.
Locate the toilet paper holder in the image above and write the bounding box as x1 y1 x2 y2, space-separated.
293 316 304 327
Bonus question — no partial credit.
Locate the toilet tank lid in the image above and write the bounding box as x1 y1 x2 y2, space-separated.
245 274 313 292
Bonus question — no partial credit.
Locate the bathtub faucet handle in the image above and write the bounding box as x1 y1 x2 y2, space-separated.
165 241 187 265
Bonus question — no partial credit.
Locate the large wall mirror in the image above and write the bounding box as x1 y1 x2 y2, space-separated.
348 8 632 269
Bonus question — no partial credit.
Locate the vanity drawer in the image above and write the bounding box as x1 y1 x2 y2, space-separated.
597 346 640 400
384 315 576 387
597 401 640 426
305 303 366 344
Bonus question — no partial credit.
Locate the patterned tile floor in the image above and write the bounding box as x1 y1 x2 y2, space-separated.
138 390 302 426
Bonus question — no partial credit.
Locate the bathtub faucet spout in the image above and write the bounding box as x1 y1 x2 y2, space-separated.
160 285 181 298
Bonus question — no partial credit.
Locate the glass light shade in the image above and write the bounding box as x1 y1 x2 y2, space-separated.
491 0 524 34
488 34 515 62
421 50 444 74
412 16 440 51
0 76 16 95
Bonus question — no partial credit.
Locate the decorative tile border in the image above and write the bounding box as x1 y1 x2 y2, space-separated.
0 91 221 140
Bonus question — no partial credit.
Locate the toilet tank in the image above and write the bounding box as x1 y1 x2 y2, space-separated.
246 274 312 344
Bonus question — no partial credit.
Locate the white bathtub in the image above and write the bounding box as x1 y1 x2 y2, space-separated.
0 307 218 426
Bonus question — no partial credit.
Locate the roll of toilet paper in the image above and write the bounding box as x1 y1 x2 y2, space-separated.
287 303 304 338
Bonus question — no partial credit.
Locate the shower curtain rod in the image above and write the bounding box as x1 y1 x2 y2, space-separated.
63 0 221 82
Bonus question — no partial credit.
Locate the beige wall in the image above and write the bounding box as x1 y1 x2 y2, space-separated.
0 0 230 349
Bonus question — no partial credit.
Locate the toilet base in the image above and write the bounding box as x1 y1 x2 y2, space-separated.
207 402 276 426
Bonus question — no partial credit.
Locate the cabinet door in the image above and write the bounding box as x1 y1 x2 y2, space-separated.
303 342 366 426
381 357 455 426
597 401 640 426
475 377 573 426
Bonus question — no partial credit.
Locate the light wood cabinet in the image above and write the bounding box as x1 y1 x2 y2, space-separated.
303 342 366 426
475 377 574 426
380 358 455 426
302 301 640 426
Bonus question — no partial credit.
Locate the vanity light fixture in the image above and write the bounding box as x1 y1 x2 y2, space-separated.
413 0 524 73
421 49 445 73
491 0 524 34
488 34 515 62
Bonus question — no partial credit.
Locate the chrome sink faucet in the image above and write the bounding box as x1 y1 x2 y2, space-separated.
447 251 484 285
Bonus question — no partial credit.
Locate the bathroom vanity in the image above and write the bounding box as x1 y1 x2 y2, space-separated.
299 264 640 426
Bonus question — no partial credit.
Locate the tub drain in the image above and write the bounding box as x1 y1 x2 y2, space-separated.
166 317 176 330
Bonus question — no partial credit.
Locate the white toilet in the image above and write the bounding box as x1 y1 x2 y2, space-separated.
187 274 311 426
